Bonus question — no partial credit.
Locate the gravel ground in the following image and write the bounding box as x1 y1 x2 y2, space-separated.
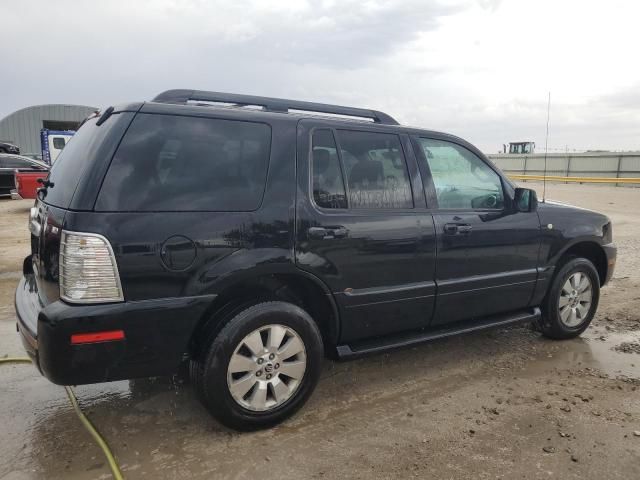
0 182 639 480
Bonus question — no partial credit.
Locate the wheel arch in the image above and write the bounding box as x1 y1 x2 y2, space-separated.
556 240 608 286
189 268 341 360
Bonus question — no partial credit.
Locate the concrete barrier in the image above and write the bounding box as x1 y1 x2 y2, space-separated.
488 152 640 187
508 174 640 184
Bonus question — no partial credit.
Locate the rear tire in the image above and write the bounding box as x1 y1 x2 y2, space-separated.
540 257 600 339
192 301 323 431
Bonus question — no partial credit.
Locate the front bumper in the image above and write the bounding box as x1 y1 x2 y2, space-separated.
602 242 617 285
15 271 215 386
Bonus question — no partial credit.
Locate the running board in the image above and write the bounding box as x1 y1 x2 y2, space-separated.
336 307 541 359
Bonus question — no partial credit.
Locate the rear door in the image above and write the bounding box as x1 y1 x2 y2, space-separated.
413 135 541 326
295 120 437 343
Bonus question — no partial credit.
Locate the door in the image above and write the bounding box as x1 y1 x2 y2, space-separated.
413 136 541 326
295 121 437 343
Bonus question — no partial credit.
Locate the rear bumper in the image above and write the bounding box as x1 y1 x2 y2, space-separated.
15 275 41 369
602 242 617 285
15 271 215 385
10 189 23 200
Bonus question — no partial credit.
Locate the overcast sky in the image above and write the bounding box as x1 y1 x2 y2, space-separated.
1 0 638 152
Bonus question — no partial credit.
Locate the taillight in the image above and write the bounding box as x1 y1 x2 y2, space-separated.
59 231 124 303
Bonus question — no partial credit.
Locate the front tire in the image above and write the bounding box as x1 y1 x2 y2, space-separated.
192 301 323 431
540 257 600 339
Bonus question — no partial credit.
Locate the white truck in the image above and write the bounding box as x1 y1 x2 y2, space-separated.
40 129 75 164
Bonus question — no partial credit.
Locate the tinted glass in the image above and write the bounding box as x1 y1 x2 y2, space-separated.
418 138 504 210
336 130 412 209
312 129 347 209
96 114 271 212
45 117 109 208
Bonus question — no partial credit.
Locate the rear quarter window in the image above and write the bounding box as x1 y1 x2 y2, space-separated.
44 117 104 208
95 114 272 212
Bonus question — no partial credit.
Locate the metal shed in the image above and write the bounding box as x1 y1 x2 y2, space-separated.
0 104 98 157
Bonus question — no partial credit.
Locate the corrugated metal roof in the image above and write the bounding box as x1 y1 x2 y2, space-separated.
0 104 98 156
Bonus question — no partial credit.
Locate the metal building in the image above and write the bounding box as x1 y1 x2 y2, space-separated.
0 104 98 157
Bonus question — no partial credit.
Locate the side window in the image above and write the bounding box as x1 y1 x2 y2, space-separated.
96 114 271 212
52 137 66 150
418 138 504 210
336 130 413 209
311 130 347 209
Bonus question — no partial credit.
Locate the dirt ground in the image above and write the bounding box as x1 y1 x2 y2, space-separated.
0 182 639 480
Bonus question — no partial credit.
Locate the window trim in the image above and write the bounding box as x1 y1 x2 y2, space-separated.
414 135 507 213
309 128 349 211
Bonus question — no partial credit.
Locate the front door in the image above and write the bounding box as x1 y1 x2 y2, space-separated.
295 121 437 343
413 136 541 326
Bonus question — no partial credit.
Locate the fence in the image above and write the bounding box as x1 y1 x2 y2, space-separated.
487 152 640 187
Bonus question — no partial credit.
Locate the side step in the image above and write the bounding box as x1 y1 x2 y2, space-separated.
336 307 541 359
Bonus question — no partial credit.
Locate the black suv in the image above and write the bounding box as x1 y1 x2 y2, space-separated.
15 90 616 430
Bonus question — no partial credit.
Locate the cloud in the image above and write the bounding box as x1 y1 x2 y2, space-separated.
0 0 638 152
209 0 464 68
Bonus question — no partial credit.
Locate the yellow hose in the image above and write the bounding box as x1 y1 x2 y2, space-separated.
64 386 124 480
1 356 124 480
0 357 33 364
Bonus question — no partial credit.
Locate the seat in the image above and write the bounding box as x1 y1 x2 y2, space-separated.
348 158 384 188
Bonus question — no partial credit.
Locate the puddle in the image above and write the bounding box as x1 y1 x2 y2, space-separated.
542 330 640 379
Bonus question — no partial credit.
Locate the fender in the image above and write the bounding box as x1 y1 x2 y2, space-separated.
188 249 341 347
537 200 610 267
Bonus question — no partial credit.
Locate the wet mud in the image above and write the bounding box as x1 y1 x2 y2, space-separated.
1 183 639 479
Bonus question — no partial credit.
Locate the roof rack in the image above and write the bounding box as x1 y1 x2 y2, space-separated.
152 89 399 125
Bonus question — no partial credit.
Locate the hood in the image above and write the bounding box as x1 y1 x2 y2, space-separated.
537 199 612 244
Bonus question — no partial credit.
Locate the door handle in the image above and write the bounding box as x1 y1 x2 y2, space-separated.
443 223 472 235
308 226 348 240
330 226 348 238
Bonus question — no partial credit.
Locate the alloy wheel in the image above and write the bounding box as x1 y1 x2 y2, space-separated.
558 271 593 327
226 324 307 412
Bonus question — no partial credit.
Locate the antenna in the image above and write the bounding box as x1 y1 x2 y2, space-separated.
542 92 551 202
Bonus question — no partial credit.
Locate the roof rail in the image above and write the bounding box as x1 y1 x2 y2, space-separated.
152 89 399 125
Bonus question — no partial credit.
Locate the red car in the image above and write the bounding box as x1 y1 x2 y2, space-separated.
0 154 49 199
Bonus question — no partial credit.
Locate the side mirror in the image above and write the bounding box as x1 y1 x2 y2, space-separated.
514 187 538 212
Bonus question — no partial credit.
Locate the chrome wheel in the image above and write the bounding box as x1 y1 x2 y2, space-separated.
558 272 593 327
226 324 307 412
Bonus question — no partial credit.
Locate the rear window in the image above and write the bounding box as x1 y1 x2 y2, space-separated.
95 114 271 212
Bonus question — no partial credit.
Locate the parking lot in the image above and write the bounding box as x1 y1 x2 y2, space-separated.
1 182 639 480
